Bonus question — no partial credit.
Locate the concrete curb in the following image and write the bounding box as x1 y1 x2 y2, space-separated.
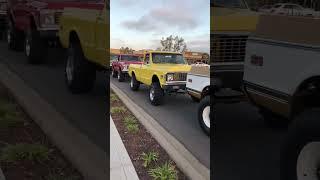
0 168 5 180
111 82 210 180
0 62 107 180
110 116 139 180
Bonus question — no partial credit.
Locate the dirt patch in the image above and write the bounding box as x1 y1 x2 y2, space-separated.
111 91 188 180
0 85 82 180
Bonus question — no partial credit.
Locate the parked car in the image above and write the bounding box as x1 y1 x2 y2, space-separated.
59 0 109 93
243 15 320 180
270 3 317 16
111 54 142 82
186 64 210 136
258 4 273 13
0 0 7 39
128 51 191 105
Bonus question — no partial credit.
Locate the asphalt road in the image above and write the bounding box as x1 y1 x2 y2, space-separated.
0 41 108 152
213 102 288 180
111 74 288 179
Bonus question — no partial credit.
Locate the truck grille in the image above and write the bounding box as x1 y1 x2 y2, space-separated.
54 12 62 24
174 73 187 81
211 35 248 63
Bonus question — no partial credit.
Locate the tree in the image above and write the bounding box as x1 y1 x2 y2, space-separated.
120 47 134 54
159 35 187 53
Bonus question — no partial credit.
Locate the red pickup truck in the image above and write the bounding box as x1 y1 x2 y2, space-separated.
0 0 7 39
6 0 100 64
111 54 142 82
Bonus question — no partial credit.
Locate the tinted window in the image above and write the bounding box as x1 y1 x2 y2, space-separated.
120 55 140 61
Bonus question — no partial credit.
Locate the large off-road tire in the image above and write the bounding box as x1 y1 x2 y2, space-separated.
117 70 125 82
65 41 96 94
260 108 289 128
198 96 211 136
281 109 320 180
24 29 46 64
130 74 140 91
149 82 164 106
7 21 23 51
111 68 117 78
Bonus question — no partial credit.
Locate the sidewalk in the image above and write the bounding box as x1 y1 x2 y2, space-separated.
110 116 139 180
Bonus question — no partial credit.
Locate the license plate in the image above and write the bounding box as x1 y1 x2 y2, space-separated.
173 86 180 89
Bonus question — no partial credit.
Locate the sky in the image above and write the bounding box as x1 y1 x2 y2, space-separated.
110 0 210 53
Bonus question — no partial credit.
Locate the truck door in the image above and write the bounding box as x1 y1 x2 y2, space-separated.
140 53 150 84
94 0 109 67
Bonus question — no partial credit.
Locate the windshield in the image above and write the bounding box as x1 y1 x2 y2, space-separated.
211 0 247 9
110 55 118 61
152 53 186 64
121 55 140 61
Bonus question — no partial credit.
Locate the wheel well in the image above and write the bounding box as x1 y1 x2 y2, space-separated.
131 71 135 77
70 31 79 43
291 76 320 118
29 16 36 30
201 86 210 98
152 75 159 83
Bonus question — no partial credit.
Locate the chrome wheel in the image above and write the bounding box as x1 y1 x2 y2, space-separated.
150 88 155 101
7 29 11 45
25 38 31 57
130 77 133 88
202 106 210 128
66 49 74 83
117 72 120 80
297 142 320 180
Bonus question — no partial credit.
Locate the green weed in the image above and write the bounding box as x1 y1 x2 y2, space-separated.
110 107 126 114
148 162 178 180
1 143 50 163
141 151 159 168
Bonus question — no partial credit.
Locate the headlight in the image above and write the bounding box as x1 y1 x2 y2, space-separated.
123 64 129 70
166 73 174 81
40 10 56 27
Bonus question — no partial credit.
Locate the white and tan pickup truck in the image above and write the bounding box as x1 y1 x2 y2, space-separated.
186 64 210 136
243 15 320 180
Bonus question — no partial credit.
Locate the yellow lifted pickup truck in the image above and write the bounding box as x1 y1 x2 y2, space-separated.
128 51 191 105
59 0 109 93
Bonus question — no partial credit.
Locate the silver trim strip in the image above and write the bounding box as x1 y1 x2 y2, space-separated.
247 88 289 104
164 81 187 85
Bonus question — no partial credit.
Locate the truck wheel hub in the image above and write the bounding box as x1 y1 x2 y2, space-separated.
25 39 31 57
7 30 11 44
150 89 155 101
130 78 133 87
297 142 320 180
66 51 74 83
202 106 210 128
